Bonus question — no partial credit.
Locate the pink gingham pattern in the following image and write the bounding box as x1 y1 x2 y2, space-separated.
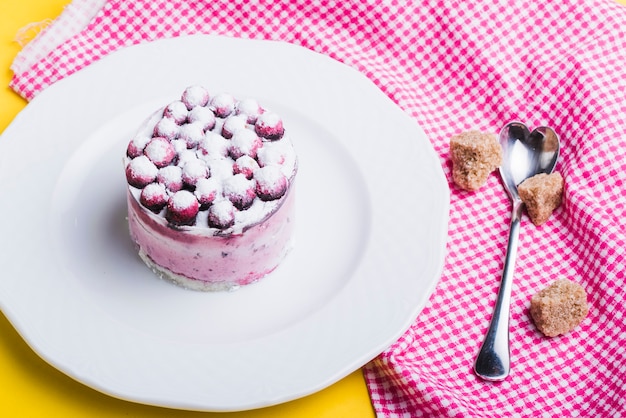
11 0 626 416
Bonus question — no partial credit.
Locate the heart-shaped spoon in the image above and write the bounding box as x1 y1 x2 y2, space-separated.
474 122 560 381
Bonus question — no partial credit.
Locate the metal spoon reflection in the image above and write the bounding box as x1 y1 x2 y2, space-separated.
473 122 560 381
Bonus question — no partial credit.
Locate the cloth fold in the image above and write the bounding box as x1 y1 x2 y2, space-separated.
10 0 626 416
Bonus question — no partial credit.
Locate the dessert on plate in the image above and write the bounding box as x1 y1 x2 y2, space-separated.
124 86 298 291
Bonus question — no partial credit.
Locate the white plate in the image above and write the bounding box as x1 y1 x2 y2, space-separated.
0 35 449 411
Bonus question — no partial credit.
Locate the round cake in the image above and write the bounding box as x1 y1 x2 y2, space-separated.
124 86 297 291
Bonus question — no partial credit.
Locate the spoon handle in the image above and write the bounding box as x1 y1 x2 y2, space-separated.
474 200 523 381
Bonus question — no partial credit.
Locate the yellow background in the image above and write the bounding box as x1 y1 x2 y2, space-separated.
3 0 625 417
0 1 374 416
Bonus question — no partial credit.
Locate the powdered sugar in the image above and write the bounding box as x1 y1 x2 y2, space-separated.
222 114 247 138
188 105 216 130
229 129 262 159
126 134 151 158
198 131 229 158
255 165 288 201
178 121 205 148
126 155 158 187
157 165 183 192
210 92 235 117
153 116 179 139
144 137 175 167
257 111 280 126
181 158 209 186
235 98 262 123
163 100 188 124
170 189 197 210
181 85 209 109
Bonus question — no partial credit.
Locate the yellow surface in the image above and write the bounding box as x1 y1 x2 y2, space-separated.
0 1 375 416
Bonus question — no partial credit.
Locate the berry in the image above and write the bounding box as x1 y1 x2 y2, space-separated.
198 131 229 159
194 177 220 209
255 112 284 140
235 98 262 123
208 199 235 229
255 166 288 201
126 134 151 158
232 155 260 179
181 158 209 187
144 137 176 168
257 144 286 167
229 129 262 160
178 121 205 148
207 158 235 181
210 93 235 117
187 105 216 130
140 183 169 212
223 173 256 210
221 114 247 139
166 190 200 226
181 85 209 110
153 117 179 140
163 100 188 124
126 155 158 188
157 165 183 192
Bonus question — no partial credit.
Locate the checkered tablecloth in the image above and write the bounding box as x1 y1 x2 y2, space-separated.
10 0 626 416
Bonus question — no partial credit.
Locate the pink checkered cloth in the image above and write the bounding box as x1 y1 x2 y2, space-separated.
11 0 626 416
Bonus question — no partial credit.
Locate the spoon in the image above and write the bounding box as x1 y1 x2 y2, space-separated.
473 122 560 381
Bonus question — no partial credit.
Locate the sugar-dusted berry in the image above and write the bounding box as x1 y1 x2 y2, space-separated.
166 190 199 226
208 199 235 229
126 155 158 188
144 137 176 168
126 134 151 158
198 131 229 159
178 121 205 149
163 100 188 124
181 85 209 110
187 105 216 131
181 158 209 187
157 165 183 192
229 129 262 160
223 173 256 210
235 98 262 124
194 177 220 209
232 155 260 180
255 112 284 140
140 182 169 212
222 114 248 139
255 165 288 201
210 93 236 118
153 116 179 140
257 143 286 167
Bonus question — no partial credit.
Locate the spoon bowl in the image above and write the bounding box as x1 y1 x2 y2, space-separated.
500 123 560 200
473 122 560 381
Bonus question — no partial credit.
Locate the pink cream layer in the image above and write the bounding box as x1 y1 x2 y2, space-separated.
128 186 295 291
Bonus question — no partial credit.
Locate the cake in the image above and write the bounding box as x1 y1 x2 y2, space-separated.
449 130 502 191
530 279 589 337
124 86 298 291
518 172 564 226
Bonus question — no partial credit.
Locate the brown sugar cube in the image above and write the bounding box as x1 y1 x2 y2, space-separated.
530 279 589 337
518 172 564 226
450 130 502 191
